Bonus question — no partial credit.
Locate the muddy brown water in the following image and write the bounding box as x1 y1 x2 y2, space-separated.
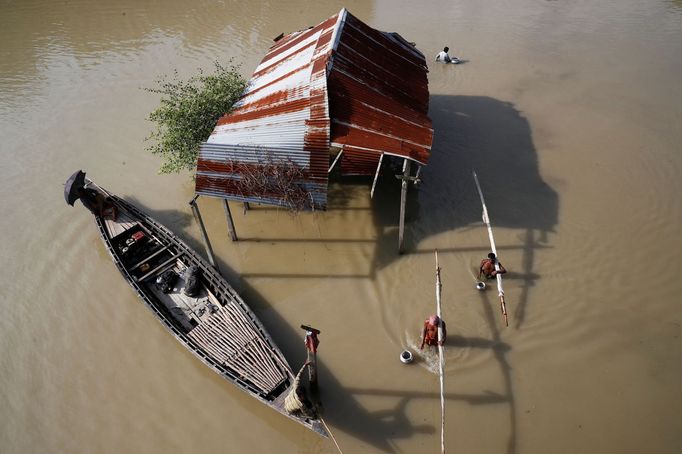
1 0 681 453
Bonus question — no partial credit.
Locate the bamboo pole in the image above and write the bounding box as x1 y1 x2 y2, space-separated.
191 325 276 391
435 250 446 454
189 197 217 268
191 309 284 389
190 331 256 381
222 199 238 241
398 159 412 254
370 153 384 199
472 171 508 326
214 308 285 383
328 150 344 174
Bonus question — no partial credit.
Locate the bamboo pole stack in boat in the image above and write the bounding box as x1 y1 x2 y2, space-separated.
188 304 288 394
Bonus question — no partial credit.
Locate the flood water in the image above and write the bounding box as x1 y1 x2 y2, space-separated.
2 0 682 453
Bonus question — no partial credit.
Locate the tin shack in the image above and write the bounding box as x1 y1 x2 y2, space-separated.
191 8 433 254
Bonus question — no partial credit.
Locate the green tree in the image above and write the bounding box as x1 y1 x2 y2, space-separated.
144 62 246 174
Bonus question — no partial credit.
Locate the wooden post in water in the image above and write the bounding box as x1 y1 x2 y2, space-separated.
222 199 238 242
189 196 217 268
243 202 250 212
370 153 384 199
301 325 320 388
398 158 412 254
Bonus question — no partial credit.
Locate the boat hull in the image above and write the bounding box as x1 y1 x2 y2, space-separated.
83 183 326 437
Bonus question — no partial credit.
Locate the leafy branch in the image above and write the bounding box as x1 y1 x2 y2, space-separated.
144 61 246 174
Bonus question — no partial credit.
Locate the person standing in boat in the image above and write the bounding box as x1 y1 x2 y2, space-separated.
420 314 447 349
435 46 460 64
478 252 507 280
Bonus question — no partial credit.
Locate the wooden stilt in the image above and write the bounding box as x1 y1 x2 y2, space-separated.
222 199 238 242
370 153 384 199
398 159 411 254
327 149 344 174
189 197 218 269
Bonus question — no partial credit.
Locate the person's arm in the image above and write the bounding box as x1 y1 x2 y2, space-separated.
496 262 507 275
435 53 441 62
420 324 427 350
477 260 485 279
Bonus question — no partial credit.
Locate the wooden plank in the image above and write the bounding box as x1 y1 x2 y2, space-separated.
370 152 384 199
128 245 169 271
398 159 411 253
136 253 182 282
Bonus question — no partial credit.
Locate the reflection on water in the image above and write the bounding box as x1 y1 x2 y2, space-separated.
1 0 682 453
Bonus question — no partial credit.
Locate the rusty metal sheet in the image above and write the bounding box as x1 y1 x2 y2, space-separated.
328 10 432 175
195 8 432 203
195 13 340 209
197 143 328 207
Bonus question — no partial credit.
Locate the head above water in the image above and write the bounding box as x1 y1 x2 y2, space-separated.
428 314 440 325
443 46 449 53
488 252 496 260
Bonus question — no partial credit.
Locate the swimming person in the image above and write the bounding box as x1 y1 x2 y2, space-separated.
435 46 460 64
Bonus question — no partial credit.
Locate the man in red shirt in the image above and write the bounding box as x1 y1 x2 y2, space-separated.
420 314 447 349
478 252 507 280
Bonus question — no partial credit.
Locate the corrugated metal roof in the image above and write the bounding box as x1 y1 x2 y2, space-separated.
328 11 432 175
195 8 432 205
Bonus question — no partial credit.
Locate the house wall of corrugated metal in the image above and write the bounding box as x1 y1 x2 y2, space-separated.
196 143 328 208
327 10 433 175
195 8 433 201
195 13 340 209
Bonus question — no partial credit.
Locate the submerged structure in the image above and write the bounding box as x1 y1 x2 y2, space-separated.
192 8 433 252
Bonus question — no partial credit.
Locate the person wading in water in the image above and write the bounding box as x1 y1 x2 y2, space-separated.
420 314 447 349
478 252 507 280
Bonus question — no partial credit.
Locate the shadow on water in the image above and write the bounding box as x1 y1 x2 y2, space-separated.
124 94 557 451
100 198 511 452
474 287 517 454
370 95 558 326
352 95 554 453
227 95 558 330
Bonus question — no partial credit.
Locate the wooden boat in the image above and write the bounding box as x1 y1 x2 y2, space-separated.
69 175 327 437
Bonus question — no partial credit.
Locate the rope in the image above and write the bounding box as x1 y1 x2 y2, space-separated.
321 418 344 454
